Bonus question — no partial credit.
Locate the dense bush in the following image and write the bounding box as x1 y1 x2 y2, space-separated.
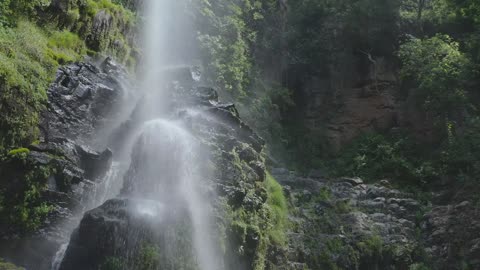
399 35 471 135
0 150 54 233
265 172 288 245
331 133 435 184
194 0 265 98
330 121 480 186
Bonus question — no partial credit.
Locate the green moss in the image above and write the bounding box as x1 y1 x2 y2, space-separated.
0 259 24 270
265 172 288 246
7 148 30 157
135 244 160 270
0 20 89 150
220 165 289 270
0 153 55 233
316 238 360 269
100 257 125 270
356 235 384 258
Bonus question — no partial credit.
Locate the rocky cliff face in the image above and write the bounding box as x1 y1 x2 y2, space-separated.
290 53 435 154
0 59 131 270
273 169 422 269
273 168 480 270
54 65 284 270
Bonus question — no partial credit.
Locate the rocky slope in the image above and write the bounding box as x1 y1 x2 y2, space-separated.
273 170 423 269
273 169 480 270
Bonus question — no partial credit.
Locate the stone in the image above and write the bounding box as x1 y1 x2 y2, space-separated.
342 177 364 186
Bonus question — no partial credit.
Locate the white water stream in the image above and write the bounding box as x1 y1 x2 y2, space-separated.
52 0 221 269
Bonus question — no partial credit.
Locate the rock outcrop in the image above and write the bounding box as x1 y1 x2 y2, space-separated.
422 187 480 270
0 59 130 270
59 67 279 270
273 170 424 269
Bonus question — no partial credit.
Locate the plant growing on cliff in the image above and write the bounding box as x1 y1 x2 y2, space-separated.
399 35 471 135
0 151 54 233
0 259 24 270
0 21 90 151
265 172 288 245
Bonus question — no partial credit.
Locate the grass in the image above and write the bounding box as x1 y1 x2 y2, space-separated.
266 172 288 246
0 20 87 151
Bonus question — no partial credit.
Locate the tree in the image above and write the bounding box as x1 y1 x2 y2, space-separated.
399 35 471 134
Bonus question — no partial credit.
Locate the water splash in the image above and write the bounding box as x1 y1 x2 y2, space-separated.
53 0 221 269
125 119 221 270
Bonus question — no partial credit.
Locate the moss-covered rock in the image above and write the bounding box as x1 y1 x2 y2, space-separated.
274 170 429 269
0 259 23 270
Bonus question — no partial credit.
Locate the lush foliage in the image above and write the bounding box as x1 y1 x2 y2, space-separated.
331 133 435 184
194 0 276 98
0 21 60 150
399 35 470 134
0 151 54 233
0 0 135 236
0 0 136 151
265 172 288 245
0 0 51 26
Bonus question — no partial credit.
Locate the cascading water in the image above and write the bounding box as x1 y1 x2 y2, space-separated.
53 0 222 269
123 120 221 270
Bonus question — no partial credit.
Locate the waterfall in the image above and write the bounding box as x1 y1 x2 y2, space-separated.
126 120 220 270
53 0 221 269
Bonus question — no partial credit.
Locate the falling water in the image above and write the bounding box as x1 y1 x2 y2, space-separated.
126 120 220 270
53 0 221 269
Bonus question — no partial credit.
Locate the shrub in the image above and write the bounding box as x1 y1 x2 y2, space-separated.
136 244 160 270
266 172 288 245
0 152 54 233
399 35 471 135
100 257 125 270
0 21 55 150
47 30 86 64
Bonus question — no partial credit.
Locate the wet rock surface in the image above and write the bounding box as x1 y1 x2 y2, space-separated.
40 59 132 143
59 67 270 270
0 59 128 270
60 198 197 270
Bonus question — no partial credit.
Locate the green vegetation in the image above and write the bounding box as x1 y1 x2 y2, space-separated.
135 244 160 270
0 259 24 270
265 172 288 245
47 30 87 64
222 147 289 269
399 35 471 135
0 152 54 233
7 148 30 157
100 257 126 270
194 0 269 98
330 133 436 184
0 21 56 151
0 0 136 151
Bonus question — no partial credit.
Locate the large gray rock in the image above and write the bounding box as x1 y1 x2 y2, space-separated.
275 172 422 269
